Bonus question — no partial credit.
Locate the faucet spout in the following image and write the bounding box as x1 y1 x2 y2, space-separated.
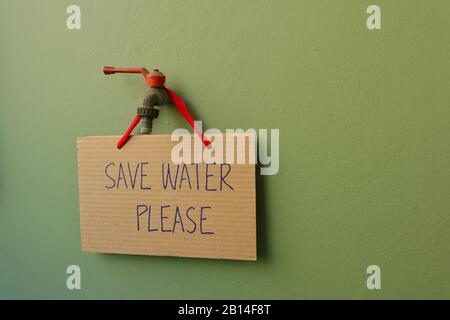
138 87 168 134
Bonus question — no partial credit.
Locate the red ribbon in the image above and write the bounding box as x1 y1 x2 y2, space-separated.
116 115 141 149
116 88 211 149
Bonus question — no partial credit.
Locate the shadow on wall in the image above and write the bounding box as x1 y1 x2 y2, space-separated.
256 163 269 261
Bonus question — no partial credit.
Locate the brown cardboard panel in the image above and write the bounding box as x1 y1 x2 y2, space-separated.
77 134 256 261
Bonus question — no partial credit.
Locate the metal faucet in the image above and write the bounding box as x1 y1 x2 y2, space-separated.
103 66 168 135
103 65 211 149
138 84 168 134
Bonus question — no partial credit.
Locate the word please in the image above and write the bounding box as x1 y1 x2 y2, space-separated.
136 204 214 235
104 162 233 191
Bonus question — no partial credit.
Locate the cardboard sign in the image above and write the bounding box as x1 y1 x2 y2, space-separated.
76 134 256 260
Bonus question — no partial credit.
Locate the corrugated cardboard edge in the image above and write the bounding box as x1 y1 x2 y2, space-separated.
76 134 257 261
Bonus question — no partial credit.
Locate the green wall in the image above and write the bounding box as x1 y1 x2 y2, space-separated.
1 0 449 299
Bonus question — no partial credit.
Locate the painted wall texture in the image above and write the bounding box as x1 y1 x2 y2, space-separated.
0 0 449 299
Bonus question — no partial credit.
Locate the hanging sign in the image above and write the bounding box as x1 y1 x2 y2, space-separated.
77 133 256 260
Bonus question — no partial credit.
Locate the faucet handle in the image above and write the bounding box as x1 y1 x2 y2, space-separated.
103 66 165 87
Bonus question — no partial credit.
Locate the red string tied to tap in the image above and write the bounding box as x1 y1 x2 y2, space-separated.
103 66 211 149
